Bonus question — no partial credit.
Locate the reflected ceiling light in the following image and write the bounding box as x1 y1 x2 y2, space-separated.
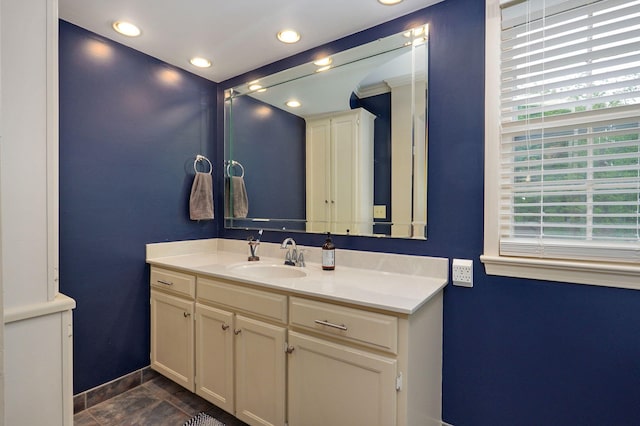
277 29 301 44
285 100 301 108
378 0 403 4
190 57 212 68
112 21 141 37
248 81 267 93
313 57 332 67
404 24 429 39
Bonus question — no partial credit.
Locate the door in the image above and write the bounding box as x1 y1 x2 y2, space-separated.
150 290 194 391
195 303 234 413
235 315 287 426
287 331 397 426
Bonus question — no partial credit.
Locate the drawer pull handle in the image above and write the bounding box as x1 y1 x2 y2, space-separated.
221 324 230 331
314 319 348 331
157 279 174 286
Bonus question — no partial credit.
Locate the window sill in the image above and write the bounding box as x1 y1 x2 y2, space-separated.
480 255 640 290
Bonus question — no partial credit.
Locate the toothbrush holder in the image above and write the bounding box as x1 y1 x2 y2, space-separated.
248 241 260 261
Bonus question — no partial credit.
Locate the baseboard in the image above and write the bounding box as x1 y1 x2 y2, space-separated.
73 366 159 413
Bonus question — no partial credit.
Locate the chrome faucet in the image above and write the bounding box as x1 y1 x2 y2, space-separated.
281 237 304 266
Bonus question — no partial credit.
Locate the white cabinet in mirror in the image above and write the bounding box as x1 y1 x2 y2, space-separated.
224 23 429 239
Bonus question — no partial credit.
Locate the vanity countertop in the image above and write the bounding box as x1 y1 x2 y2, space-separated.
146 239 448 315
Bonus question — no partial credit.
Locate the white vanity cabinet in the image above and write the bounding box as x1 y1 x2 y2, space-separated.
149 261 444 426
196 276 287 426
150 268 196 391
306 108 375 235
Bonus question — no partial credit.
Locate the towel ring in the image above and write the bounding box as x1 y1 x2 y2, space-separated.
194 155 212 174
226 160 245 178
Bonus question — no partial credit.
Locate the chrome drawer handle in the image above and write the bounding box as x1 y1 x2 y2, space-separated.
314 319 348 331
157 279 173 286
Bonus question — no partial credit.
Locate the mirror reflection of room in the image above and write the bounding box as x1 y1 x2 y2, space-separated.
225 24 428 239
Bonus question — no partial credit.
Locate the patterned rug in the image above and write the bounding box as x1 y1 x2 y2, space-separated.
183 412 226 426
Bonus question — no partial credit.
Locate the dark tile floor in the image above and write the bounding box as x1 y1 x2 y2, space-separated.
74 375 249 426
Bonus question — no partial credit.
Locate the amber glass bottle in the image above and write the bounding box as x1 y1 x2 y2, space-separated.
322 232 335 270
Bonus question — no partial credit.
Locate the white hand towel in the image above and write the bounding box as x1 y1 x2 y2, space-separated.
189 172 214 220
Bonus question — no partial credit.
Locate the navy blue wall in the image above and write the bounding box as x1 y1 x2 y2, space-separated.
221 0 640 425
226 95 306 230
59 21 218 393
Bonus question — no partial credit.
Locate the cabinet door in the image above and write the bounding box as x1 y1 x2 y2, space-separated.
195 303 234 414
306 118 331 233
235 315 287 426
331 113 357 234
288 331 397 426
150 290 194 391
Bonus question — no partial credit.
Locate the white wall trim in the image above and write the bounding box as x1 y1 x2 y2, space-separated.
4 293 76 324
47 0 59 300
481 255 640 290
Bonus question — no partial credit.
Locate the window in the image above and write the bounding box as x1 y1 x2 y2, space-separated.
483 0 640 289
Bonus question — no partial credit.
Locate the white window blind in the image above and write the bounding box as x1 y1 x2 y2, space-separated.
499 0 640 263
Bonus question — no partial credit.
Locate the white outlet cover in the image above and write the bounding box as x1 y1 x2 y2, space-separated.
452 258 473 287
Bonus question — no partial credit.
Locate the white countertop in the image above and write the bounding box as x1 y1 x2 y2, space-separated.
146 239 448 315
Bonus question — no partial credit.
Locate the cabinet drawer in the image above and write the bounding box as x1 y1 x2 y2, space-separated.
150 267 195 298
289 297 398 354
197 277 287 324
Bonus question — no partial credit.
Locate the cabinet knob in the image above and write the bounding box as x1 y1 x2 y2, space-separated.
183 312 191 318
234 329 242 335
221 324 230 331
285 345 295 354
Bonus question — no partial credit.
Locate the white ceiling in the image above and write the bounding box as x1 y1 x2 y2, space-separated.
58 0 442 83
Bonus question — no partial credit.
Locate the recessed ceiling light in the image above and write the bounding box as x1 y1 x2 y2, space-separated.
277 29 301 44
190 57 212 68
112 21 141 37
285 100 301 108
378 0 403 4
316 65 331 73
248 84 262 91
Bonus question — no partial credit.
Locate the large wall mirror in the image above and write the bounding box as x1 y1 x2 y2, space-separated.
224 23 428 239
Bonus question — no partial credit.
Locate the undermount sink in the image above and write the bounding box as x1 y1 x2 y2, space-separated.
229 263 307 279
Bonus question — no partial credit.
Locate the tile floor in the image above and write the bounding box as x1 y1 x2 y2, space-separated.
74 375 248 426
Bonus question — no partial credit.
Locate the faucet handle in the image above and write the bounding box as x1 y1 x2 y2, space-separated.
284 250 296 266
297 250 306 267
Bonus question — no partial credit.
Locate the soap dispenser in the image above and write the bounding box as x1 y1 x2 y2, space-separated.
322 232 335 271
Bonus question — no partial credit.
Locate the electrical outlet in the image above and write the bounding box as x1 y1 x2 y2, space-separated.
373 205 386 219
452 258 473 287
